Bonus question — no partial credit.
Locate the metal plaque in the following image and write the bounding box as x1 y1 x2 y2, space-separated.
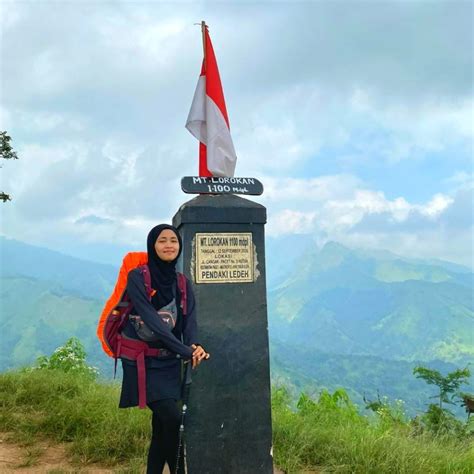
195 232 254 284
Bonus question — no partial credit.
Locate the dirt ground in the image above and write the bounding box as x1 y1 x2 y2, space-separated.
0 433 115 473
0 434 287 473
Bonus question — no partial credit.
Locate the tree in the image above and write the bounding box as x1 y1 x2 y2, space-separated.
1 131 19 202
413 365 471 409
413 365 471 434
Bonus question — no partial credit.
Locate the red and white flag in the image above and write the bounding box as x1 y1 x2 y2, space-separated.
186 25 237 177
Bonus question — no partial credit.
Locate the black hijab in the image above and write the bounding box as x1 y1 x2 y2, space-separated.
146 224 182 309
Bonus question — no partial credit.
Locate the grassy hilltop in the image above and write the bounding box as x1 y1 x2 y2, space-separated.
1 340 473 473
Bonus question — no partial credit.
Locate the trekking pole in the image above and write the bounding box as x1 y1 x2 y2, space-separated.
175 361 193 474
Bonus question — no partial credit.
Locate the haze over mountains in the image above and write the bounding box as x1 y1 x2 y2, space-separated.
268 240 472 365
1 236 472 415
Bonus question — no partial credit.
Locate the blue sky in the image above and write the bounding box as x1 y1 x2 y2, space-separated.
1 0 472 267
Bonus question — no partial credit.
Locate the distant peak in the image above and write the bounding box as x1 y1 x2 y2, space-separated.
310 241 353 271
320 241 351 255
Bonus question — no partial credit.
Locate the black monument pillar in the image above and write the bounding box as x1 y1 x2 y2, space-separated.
173 194 273 474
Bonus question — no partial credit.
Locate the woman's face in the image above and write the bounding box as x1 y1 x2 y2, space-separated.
154 229 180 262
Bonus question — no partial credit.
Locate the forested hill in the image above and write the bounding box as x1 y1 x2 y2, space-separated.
268 241 473 365
1 236 117 300
0 237 117 373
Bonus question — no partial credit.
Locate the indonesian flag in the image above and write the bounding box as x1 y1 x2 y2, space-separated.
185 26 237 177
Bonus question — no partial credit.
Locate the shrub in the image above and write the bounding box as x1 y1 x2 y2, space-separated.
35 337 98 379
419 403 467 437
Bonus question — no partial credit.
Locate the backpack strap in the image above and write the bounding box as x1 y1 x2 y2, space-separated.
177 272 187 315
140 265 155 300
141 266 187 315
117 334 171 409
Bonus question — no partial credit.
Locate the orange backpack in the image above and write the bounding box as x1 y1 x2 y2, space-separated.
97 252 148 357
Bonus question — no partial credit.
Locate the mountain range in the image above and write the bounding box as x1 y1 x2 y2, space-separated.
1 236 472 415
268 241 473 365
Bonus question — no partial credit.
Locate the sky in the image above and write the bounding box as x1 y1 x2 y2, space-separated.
1 0 473 267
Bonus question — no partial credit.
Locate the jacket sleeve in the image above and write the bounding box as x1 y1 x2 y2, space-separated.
182 279 199 347
126 270 193 359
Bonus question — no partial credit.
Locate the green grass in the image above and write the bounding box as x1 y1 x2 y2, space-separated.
272 388 474 473
0 368 149 468
1 369 473 473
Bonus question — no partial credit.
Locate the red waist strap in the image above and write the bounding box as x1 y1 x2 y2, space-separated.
116 335 172 409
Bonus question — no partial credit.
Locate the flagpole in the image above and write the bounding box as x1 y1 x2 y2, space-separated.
201 21 207 66
200 20 208 177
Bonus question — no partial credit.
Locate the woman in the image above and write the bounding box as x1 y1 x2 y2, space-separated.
119 224 208 474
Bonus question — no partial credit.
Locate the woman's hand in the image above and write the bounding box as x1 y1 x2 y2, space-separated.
191 344 210 368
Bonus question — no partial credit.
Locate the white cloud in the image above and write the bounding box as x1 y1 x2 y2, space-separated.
267 209 316 236
259 175 361 204
445 171 474 190
0 1 23 31
240 121 308 172
349 91 474 162
258 175 472 266
419 193 454 218
69 213 168 247
0 1 472 268
16 110 85 134
97 14 188 63
259 175 458 231
343 227 473 269
3 142 88 197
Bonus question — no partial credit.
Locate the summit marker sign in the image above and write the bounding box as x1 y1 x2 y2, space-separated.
181 176 263 195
